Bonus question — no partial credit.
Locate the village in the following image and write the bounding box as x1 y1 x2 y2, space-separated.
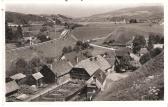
5 5 164 101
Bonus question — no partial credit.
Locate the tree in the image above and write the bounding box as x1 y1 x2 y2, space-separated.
150 48 162 58
15 25 23 39
132 35 146 54
139 52 151 64
62 47 68 54
5 22 14 42
129 19 137 23
40 26 47 32
37 34 51 42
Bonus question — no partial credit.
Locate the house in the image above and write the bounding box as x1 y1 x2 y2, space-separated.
10 73 26 85
86 69 106 91
91 55 112 74
139 48 148 56
51 60 73 84
126 36 135 49
70 58 101 80
153 44 164 49
32 72 44 87
39 65 56 84
114 47 131 73
6 80 20 96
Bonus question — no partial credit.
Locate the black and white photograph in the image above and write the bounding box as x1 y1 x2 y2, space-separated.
3 0 164 102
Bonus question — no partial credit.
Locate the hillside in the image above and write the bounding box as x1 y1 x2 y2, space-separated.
78 6 163 22
5 11 47 24
95 51 164 100
104 25 163 45
6 34 76 77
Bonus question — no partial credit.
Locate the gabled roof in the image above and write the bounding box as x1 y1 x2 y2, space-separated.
10 73 26 80
93 69 106 84
75 58 100 76
92 55 111 71
32 72 44 80
64 50 92 66
52 60 73 76
6 80 20 94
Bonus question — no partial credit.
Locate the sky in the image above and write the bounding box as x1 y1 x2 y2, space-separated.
5 0 163 18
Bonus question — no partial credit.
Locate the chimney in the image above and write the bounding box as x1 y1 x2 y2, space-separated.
48 64 53 70
76 57 79 63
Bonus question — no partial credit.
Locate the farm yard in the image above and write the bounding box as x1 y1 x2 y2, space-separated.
32 80 86 101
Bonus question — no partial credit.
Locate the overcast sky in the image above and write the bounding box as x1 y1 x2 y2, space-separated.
5 0 163 18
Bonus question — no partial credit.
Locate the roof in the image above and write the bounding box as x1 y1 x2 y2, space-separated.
75 58 100 76
10 73 26 80
140 48 148 54
16 94 29 101
105 58 115 67
92 55 111 71
52 60 73 76
32 72 44 80
64 50 92 66
153 44 164 48
6 80 20 94
93 69 106 84
115 47 131 56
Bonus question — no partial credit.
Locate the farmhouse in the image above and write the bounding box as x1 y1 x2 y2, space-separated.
91 55 111 73
6 80 20 96
51 60 73 84
70 58 101 80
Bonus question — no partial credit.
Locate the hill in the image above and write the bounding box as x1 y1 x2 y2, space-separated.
104 25 163 45
78 6 163 22
5 11 47 24
95 51 164 100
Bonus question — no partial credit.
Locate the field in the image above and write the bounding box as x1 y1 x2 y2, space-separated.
6 35 76 76
72 22 163 42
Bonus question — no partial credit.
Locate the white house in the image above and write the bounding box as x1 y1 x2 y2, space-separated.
153 44 164 49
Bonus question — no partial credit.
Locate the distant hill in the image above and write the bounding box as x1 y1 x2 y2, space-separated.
77 6 164 22
103 25 163 45
95 51 164 100
5 11 47 24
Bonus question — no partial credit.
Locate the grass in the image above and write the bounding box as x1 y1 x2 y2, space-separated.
72 23 163 42
6 35 76 76
95 51 164 101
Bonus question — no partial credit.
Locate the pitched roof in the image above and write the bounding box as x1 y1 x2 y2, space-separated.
32 72 44 80
6 80 20 94
75 58 100 76
93 69 106 84
52 60 73 76
92 55 111 71
10 73 26 80
64 50 92 66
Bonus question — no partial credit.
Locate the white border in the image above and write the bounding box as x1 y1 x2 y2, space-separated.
1 0 167 107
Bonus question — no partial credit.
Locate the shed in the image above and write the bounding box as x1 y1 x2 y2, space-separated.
10 73 26 85
32 72 44 87
6 80 20 96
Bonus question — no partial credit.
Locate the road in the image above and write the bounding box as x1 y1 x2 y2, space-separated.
89 43 116 51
